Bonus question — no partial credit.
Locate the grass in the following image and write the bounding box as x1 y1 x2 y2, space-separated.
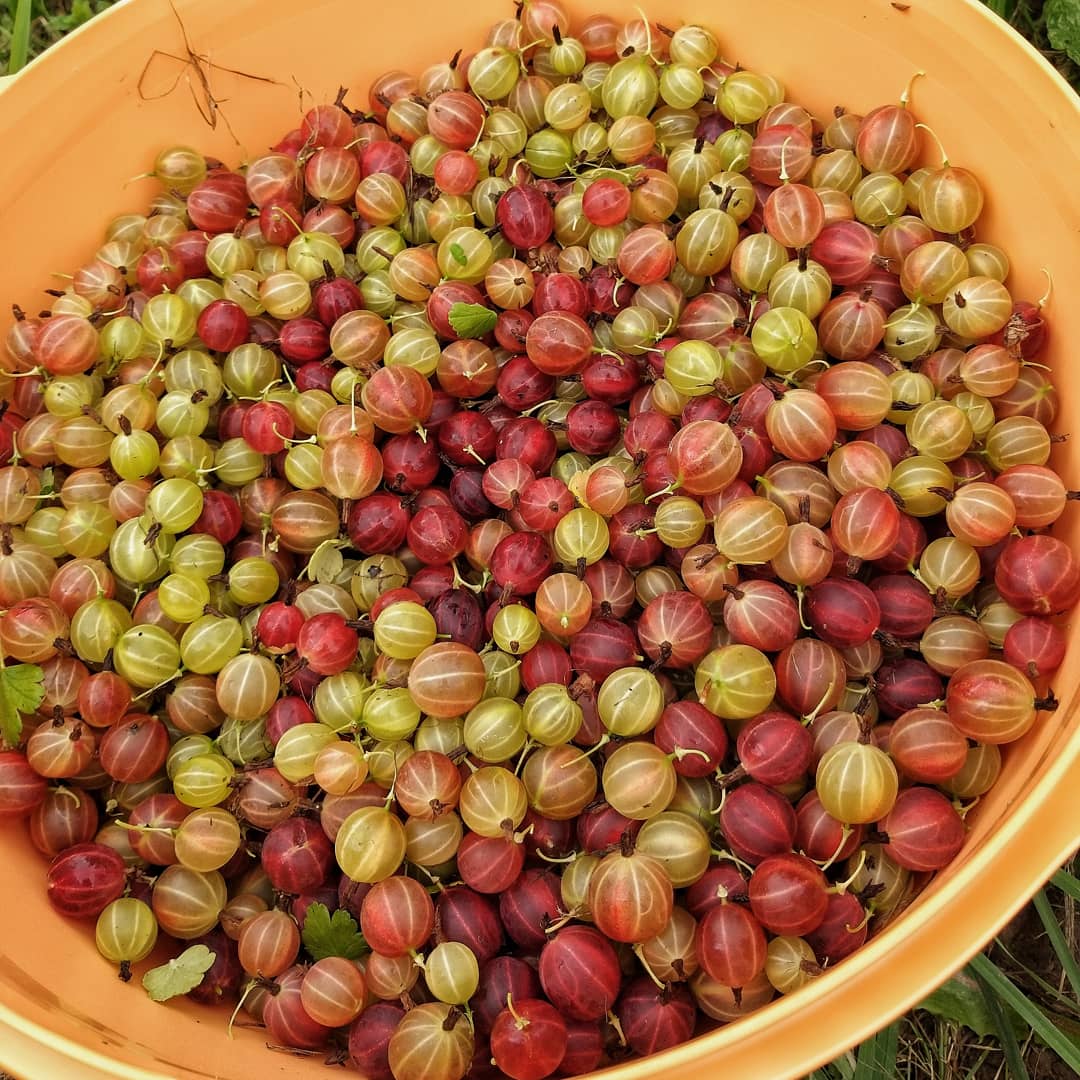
1 0 1079 1078
1 0 113 73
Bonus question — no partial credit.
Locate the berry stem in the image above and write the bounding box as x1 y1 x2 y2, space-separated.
915 122 949 167
899 70 925 108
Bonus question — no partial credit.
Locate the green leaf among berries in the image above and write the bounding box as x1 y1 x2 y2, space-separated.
448 302 498 339
1047 0 1080 66
142 945 217 1002
302 902 367 961
0 661 45 748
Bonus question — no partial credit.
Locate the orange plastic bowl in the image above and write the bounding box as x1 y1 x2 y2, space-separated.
1 0 1079 1077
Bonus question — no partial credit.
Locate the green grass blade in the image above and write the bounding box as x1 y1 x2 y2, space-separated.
994 938 1080 1017
1033 887 1080 1005
8 0 32 73
1052 869 1080 904
852 1035 881 1080
983 0 1016 18
970 952 1080 1072
879 1021 899 1076
827 1051 856 1080
971 958 1030 1080
962 1048 992 1080
852 1022 899 1080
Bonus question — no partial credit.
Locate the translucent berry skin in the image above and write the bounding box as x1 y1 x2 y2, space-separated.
473 956 542 1036
654 701 729 777
945 658 1038 744
539 925 622 1021
795 792 864 864
196 300 249 352
588 847 674 944
359 875 435 956
879 787 966 872
46 842 127 919
490 997 567 1080
735 712 813 787
296 613 359 675
695 901 768 987
748 852 829 937
264 965 330 1051
874 658 944 720
806 579 881 649
994 535 1080 616
348 1002 404 1080
582 178 631 227
806 891 868 963
457 832 525 894
187 927 243 1006
718 782 798 865
888 708 968 784
438 886 505 965
0 750 48 819
576 802 641 853
1003 616 1067 678
616 978 697 1056
870 575 935 639
685 865 749 918
261 816 334 893
497 185 554 250
499 869 563 950
557 1018 606 1077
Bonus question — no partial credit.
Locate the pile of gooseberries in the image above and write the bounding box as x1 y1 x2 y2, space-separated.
0 1 1074 1078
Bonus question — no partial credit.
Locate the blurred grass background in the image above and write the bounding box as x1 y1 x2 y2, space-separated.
2 0 112 71
1 0 1079 1078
